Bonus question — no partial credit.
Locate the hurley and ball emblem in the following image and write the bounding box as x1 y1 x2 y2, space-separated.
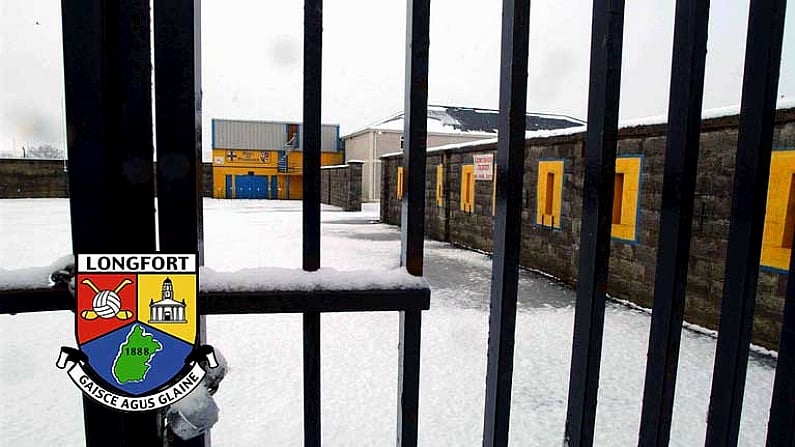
57 254 216 412
80 278 134 320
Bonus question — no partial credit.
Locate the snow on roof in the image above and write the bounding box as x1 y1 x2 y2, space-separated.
380 125 589 158
345 105 585 138
380 99 795 158
200 266 428 293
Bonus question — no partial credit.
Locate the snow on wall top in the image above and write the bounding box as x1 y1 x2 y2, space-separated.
320 164 350 170
618 97 795 128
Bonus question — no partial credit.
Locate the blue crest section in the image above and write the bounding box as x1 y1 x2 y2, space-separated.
81 323 193 396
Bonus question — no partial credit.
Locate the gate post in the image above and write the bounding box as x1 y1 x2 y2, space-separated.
62 0 160 444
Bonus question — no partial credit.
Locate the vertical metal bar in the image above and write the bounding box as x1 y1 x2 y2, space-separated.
61 0 160 445
637 0 710 445
303 311 321 446
303 0 322 272
397 0 430 445
564 0 625 445
481 0 530 446
154 1 207 445
303 0 322 445
396 311 422 446
706 0 787 445
767 236 795 445
154 0 204 261
400 0 430 277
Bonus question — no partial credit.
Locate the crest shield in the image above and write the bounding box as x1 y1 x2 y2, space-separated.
57 254 214 412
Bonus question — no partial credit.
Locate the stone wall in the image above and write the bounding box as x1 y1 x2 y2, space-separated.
0 159 69 198
0 159 214 198
200 163 213 197
321 161 363 211
381 107 795 349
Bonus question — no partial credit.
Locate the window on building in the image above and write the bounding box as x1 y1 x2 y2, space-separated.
545 173 555 215
436 164 443 207
286 124 299 148
611 156 642 242
460 165 475 212
397 166 404 200
536 160 564 228
613 173 625 224
783 175 795 249
761 149 795 271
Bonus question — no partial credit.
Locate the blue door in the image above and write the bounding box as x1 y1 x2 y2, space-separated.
234 175 244 198
270 176 279 199
235 175 269 199
255 176 268 199
235 175 251 199
225 175 233 198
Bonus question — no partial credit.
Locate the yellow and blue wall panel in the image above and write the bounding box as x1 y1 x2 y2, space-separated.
611 155 643 243
761 148 795 272
211 148 342 200
397 167 404 200
436 164 444 207
536 159 565 228
460 165 475 212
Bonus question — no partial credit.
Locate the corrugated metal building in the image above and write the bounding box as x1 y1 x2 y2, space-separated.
211 119 342 199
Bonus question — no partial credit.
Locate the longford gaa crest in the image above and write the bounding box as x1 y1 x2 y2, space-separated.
56 254 217 412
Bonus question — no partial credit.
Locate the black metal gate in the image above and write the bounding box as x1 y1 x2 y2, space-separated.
1 0 792 446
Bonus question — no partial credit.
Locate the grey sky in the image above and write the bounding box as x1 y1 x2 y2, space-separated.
1 0 793 161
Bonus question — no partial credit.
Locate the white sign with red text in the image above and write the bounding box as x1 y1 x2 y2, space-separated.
474 154 494 181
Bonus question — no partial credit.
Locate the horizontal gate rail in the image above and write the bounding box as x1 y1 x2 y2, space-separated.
0 286 430 315
705 0 788 444
638 0 710 445
0 288 74 314
201 289 430 314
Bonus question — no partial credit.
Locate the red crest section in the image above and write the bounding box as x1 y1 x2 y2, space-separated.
76 273 138 344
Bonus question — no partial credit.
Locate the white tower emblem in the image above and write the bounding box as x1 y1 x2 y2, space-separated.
149 278 187 324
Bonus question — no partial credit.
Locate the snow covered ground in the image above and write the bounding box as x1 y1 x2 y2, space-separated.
0 199 778 446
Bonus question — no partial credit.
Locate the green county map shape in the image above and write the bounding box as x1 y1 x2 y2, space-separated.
113 324 162 384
